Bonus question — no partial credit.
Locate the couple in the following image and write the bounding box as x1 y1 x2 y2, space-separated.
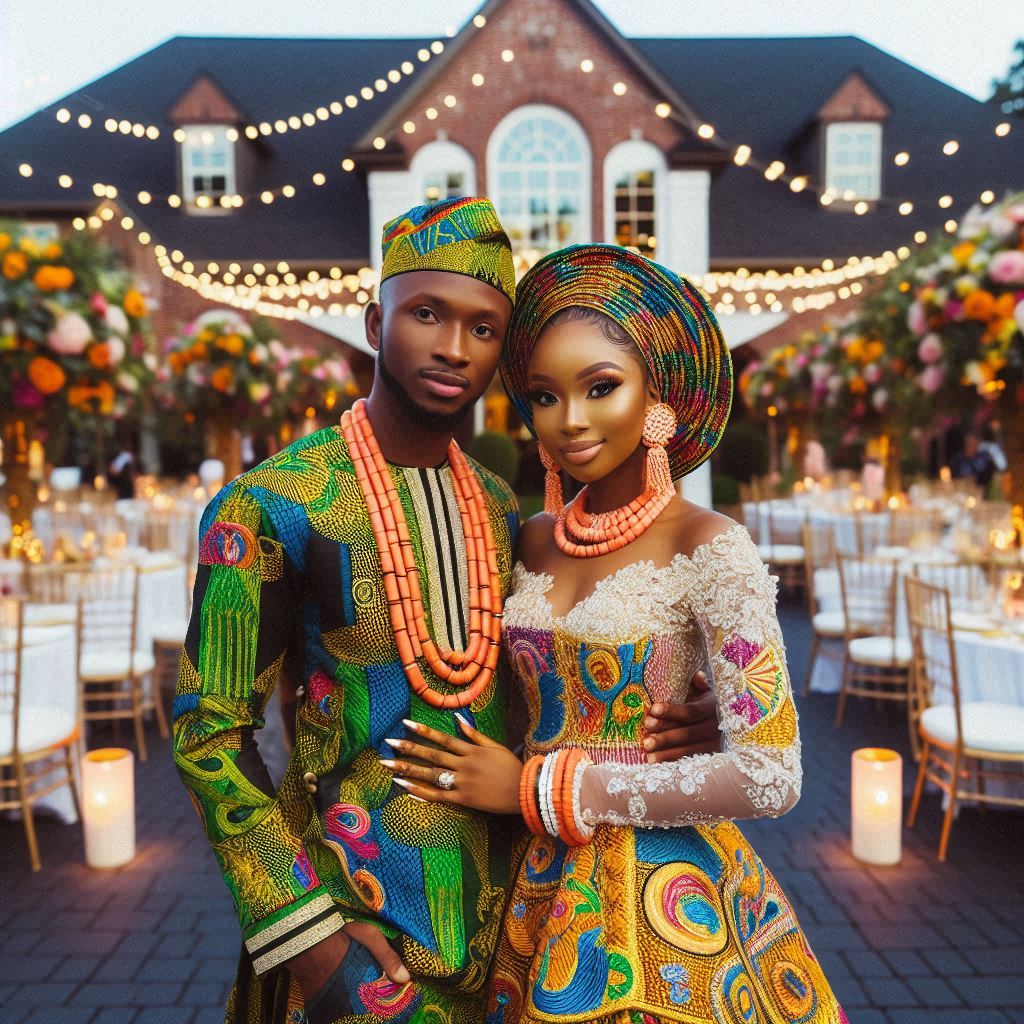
174 197 844 1024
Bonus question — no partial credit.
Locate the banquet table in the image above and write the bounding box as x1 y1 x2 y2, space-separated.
743 500 890 555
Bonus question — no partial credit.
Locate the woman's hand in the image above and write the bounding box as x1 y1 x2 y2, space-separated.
643 670 721 762
381 715 524 815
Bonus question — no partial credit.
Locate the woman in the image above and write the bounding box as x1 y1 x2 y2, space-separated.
384 245 846 1023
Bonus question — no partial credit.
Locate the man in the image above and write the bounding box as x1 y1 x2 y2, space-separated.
174 197 718 1024
951 430 996 489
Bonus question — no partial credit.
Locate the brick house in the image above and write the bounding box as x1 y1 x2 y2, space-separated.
1 0 1020 499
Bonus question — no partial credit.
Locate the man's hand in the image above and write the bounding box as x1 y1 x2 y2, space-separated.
644 670 721 763
287 921 409 1000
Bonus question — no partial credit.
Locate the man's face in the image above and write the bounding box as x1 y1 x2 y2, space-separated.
365 270 511 431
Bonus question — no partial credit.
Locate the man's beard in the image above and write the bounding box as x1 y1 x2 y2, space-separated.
377 341 474 434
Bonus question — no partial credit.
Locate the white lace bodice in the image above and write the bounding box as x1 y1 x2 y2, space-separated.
503 523 802 830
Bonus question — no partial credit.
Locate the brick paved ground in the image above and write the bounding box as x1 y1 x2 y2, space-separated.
2 603 1023 1023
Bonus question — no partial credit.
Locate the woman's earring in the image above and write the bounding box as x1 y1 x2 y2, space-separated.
642 403 676 495
539 445 564 516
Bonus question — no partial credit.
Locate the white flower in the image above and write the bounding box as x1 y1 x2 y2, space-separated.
117 371 139 393
104 305 130 336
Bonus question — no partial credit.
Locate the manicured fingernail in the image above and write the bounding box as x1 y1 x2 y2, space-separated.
395 966 411 983
404 793 427 804
379 758 398 769
392 777 414 788
402 718 421 732
643 738 655 751
647 752 658 764
383 738 402 749
651 703 665 715
644 717 657 729
454 713 471 730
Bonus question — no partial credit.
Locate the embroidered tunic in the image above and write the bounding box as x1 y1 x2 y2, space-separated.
174 426 520 1024
488 525 846 1024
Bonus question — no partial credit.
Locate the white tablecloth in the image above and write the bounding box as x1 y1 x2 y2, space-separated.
744 501 890 555
5 623 79 823
135 557 189 649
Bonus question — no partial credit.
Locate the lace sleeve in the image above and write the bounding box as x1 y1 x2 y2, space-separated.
578 525 802 829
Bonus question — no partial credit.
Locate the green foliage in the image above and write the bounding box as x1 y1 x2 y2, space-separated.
714 421 770 483
468 431 520 487
990 38 1024 119
711 473 740 507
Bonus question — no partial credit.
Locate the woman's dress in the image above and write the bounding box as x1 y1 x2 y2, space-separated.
486 525 846 1024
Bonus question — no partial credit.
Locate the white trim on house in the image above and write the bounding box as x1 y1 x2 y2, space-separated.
409 138 477 205
180 124 236 208
824 121 883 201
603 137 666 256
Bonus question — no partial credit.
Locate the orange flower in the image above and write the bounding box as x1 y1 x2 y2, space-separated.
27 356 66 395
191 342 209 360
67 384 91 409
951 241 976 266
849 376 868 395
994 292 1017 320
864 339 885 363
2 250 27 279
210 365 234 392
962 290 996 322
32 264 75 292
41 242 62 261
215 332 245 356
87 343 112 369
0 232 11 251
168 351 186 374
95 380 115 414
123 289 147 318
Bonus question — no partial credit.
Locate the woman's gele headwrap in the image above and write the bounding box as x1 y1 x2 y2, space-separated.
501 243 733 480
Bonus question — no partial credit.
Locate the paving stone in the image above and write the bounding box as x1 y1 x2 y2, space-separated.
960 945 1024 975
903 974 964 1007
860 925 949 949
0 957 61 983
3 982 78 1005
91 1012 137 1024
882 950 932 976
51 956 102 982
922 949 973 974
949 975 1024 1007
862 975 920 1007
18 1010 94 1024
888 1012 1011 1024
841 950 892 976
135 1010 195 1024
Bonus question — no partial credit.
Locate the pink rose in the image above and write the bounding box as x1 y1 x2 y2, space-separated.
906 302 927 336
863 363 882 385
104 304 130 336
759 381 774 397
919 365 945 394
917 333 943 364
988 250 1024 285
47 311 92 354
90 292 108 315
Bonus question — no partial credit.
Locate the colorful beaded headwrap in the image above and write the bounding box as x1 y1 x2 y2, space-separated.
380 196 516 305
501 244 733 480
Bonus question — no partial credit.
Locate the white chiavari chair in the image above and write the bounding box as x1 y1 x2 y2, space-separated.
905 576 1024 860
0 598 81 871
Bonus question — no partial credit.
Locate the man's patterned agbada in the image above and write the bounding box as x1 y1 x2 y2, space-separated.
173 425 520 1024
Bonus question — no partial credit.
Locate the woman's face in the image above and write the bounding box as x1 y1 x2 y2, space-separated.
527 318 654 484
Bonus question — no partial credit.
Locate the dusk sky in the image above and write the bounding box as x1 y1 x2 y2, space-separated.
1 0 1020 130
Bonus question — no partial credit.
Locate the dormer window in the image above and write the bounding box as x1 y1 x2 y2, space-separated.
180 125 236 209
824 121 882 201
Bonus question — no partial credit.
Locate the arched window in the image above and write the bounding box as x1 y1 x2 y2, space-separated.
487 105 590 256
409 139 476 206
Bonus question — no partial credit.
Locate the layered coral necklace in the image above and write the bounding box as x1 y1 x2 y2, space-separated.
553 483 675 558
341 399 501 708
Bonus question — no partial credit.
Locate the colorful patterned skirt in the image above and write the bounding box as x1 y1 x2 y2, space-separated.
485 821 847 1024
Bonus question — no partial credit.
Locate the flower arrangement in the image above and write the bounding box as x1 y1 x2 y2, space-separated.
903 192 1024 408
738 331 827 420
162 311 284 428
0 226 155 426
274 346 358 425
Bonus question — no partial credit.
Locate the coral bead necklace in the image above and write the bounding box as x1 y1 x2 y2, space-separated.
341 399 502 708
553 482 675 558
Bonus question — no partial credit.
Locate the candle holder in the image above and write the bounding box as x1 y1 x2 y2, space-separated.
81 748 135 869
851 747 902 865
